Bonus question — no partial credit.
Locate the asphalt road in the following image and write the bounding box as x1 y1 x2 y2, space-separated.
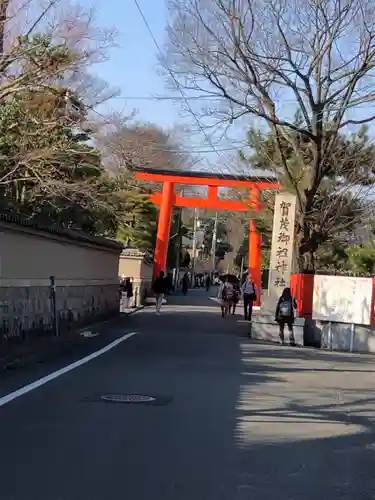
1 289 375 500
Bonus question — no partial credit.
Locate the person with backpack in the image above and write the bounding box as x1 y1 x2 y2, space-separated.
241 275 257 321
229 282 240 315
218 277 234 318
275 287 298 345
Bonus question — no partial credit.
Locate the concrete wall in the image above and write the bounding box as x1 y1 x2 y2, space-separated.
118 250 153 308
290 273 375 353
0 217 122 341
119 250 153 281
310 320 375 354
252 314 305 347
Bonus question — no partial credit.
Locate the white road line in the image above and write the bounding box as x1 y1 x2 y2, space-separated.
0 331 138 409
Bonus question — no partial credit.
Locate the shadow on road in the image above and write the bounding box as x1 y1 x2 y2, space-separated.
123 295 375 499
233 343 375 499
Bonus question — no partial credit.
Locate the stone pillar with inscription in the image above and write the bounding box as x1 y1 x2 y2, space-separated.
268 192 297 307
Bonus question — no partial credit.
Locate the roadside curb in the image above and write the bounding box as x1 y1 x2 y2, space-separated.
123 305 145 317
0 305 145 372
76 305 145 335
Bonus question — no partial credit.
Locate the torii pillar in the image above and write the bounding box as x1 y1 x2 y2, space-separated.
154 181 174 279
249 188 261 309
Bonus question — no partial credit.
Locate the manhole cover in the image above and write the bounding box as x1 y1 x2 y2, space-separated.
101 394 156 403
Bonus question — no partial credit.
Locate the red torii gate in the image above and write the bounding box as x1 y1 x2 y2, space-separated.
135 167 280 308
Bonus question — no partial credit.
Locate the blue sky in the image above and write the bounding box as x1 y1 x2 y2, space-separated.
86 0 375 174
83 0 243 171
88 0 179 129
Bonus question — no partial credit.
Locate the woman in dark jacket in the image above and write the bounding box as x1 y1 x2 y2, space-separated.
125 278 133 307
275 287 297 346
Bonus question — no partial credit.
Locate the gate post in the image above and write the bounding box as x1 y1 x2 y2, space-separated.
249 188 261 309
154 181 174 279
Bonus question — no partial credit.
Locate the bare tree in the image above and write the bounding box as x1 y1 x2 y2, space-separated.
224 216 245 271
97 114 195 176
0 0 118 105
0 0 10 54
163 0 375 270
213 213 245 272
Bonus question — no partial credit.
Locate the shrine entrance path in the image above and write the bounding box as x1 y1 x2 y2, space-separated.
1 288 375 500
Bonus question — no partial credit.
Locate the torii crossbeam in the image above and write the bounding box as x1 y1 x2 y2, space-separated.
135 167 280 308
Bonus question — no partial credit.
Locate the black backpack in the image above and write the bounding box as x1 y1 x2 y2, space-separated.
221 284 233 300
279 299 292 318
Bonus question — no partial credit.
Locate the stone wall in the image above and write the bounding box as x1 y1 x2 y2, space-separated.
0 215 122 342
0 284 120 341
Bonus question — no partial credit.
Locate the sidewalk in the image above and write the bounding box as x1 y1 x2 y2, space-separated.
187 288 305 346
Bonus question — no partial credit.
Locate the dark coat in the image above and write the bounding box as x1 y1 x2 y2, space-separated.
152 277 168 294
125 281 133 298
275 296 297 323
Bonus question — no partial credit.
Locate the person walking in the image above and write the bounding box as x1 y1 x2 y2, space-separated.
152 271 168 315
124 278 133 309
241 275 257 321
218 278 234 318
205 273 211 292
119 277 127 311
166 273 173 295
181 272 190 295
275 287 298 346
230 282 240 315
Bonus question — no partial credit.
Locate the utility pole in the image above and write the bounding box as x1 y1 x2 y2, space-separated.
211 211 218 273
240 256 244 282
174 206 183 289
